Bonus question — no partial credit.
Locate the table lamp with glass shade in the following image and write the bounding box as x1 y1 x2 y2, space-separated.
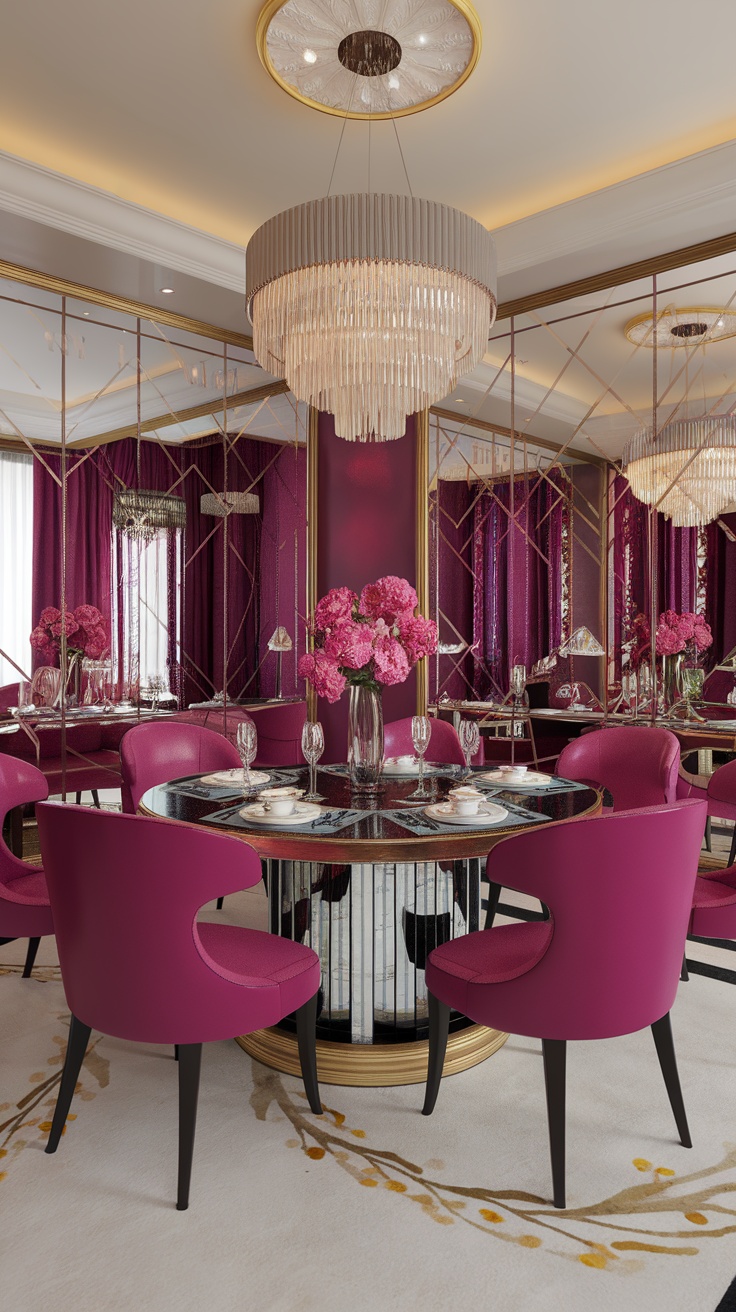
267 627 293 698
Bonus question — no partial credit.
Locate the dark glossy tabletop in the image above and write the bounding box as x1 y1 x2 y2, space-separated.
140 767 601 863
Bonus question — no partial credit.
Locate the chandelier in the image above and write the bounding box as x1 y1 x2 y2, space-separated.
248 2 495 442
112 490 187 542
200 491 260 516
622 417 736 527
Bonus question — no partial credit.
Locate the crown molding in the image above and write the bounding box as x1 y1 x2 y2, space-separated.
0 150 245 293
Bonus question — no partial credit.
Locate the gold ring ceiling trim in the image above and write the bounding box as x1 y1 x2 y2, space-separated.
256 0 482 121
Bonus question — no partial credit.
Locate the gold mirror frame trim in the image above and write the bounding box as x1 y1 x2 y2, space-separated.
237 1021 506 1086
255 0 482 121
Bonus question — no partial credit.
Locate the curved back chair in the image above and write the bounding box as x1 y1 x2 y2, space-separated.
0 757 52 977
249 702 307 767
706 759 736 865
555 725 680 810
120 721 241 814
36 803 322 1210
423 799 706 1208
383 716 477 766
0 682 19 713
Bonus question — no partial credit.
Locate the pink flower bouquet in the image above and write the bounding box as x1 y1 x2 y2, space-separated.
30 604 109 665
299 576 438 703
654 609 713 659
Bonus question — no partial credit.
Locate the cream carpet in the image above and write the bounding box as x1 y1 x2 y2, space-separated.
3 879 736 1312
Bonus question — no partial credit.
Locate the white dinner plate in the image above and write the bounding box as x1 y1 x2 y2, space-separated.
200 768 271 787
479 770 555 788
383 758 444 776
425 801 508 827
239 801 321 826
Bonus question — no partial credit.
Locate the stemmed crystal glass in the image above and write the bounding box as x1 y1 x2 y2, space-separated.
302 720 325 802
407 715 432 799
236 720 258 799
458 718 480 779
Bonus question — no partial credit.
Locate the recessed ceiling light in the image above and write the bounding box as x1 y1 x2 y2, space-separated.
83 311 90 316
417 33 427 44
160 287 175 294
303 48 317 63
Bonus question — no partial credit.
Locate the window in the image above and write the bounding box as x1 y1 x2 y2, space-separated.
0 451 33 687
111 528 182 700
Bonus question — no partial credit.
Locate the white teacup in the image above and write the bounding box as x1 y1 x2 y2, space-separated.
260 786 304 817
506 765 528 781
448 785 483 816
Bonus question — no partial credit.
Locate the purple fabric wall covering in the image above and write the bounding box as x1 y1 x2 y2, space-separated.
431 480 475 700
32 436 306 706
570 466 604 696
257 444 307 698
657 519 698 614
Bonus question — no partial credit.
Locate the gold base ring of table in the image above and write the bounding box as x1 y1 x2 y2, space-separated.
235 1022 508 1087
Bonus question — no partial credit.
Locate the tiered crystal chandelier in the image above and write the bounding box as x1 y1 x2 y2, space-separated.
246 194 496 442
622 416 736 527
112 489 187 542
247 1 495 442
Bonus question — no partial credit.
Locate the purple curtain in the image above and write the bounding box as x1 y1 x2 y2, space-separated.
32 436 306 705
431 480 476 699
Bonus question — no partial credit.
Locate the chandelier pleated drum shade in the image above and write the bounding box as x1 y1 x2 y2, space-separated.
245 193 497 442
622 417 736 527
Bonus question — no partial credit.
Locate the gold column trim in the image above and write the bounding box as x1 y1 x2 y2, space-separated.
236 1022 507 1087
306 406 319 721
415 409 430 715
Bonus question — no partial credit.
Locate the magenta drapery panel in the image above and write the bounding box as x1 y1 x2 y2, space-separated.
431 475 566 701
257 444 307 698
32 436 306 704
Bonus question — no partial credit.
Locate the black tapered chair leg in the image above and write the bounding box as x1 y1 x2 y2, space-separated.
295 992 322 1114
174 1045 179 1061
705 817 712 853
176 1043 202 1211
680 953 689 982
215 897 224 911
75 792 82 805
91 790 100 809
422 992 451 1116
651 1012 692 1148
484 881 502 930
729 825 736 868
542 1038 567 1209
46 1014 92 1154
22 937 41 978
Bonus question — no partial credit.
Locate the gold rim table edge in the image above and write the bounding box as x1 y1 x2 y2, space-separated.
236 1022 507 1086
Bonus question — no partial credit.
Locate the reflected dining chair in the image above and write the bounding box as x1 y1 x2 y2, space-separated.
422 799 706 1208
705 759 736 867
0 757 53 977
384 716 472 766
120 720 242 815
36 803 322 1210
555 724 680 810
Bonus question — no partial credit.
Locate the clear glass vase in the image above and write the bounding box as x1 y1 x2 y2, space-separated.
347 684 384 793
662 653 684 714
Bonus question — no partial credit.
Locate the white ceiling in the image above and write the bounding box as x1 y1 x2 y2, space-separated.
1 0 736 455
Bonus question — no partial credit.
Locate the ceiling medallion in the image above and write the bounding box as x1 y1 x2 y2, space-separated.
625 307 736 349
622 417 736 528
256 0 481 119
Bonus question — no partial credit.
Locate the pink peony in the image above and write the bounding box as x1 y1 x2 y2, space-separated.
359 576 418 623
676 612 697 642
30 626 56 659
655 622 684 656
693 621 713 651
397 614 438 665
74 603 105 630
83 625 109 659
38 606 61 627
50 611 79 639
298 651 347 704
324 619 375 671
373 635 410 686
314 587 357 632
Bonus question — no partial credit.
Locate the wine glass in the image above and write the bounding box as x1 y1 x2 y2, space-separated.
407 715 432 799
301 720 325 802
236 720 258 799
458 718 480 778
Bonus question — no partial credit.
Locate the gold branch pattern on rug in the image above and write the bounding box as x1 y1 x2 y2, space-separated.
0 1012 109 1183
250 1062 736 1273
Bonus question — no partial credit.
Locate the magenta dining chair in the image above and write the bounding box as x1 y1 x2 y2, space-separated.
36 803 322 1210
422 799 706 1208
705 759 736 867
384 716 475 766
120 721 242 814
0 757 53 977
555 725 680 810
249 702 308 768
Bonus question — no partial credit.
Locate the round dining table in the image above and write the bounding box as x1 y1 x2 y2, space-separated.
141 767 601 1086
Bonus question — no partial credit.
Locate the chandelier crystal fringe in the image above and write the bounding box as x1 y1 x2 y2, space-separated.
246 193 497 442
622 417 736 527
112 490 187 542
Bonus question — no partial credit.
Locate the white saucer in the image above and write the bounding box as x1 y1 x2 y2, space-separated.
383 758 444 776
480 770 554 788
200 768 271 787
425 801 508 826
239 801 321 826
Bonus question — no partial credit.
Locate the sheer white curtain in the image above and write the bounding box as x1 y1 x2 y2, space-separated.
112 528 181 697
0 451 33 687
